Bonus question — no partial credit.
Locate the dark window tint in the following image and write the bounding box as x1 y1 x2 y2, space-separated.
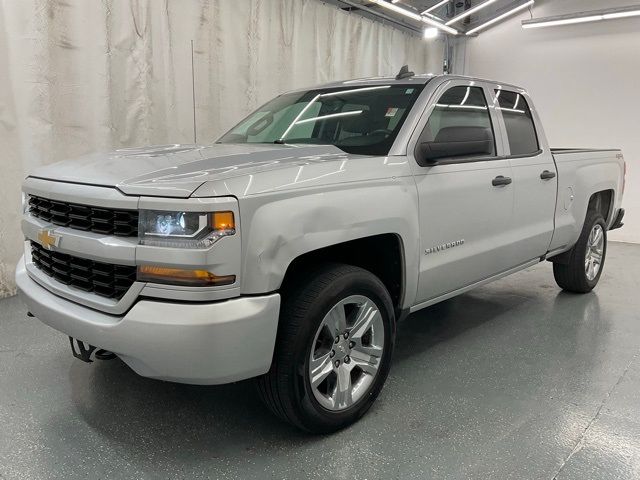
217 85 424 156
419 86 496 160
495 90 539 156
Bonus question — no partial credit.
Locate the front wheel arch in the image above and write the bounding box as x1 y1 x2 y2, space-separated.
279 234 406 316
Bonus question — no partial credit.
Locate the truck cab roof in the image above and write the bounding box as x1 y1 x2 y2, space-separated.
293 73 526 94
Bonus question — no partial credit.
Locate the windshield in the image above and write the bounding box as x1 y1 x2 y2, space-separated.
217 84 424 155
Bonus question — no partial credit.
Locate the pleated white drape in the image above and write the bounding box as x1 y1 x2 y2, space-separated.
0 0 441 296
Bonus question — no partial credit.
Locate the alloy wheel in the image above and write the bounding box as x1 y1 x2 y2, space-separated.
308 295 385 411
585 224 604 281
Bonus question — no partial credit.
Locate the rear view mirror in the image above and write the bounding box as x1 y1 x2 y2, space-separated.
417 126 494 166
246 112 274 136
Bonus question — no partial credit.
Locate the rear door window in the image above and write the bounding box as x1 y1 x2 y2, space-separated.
495 90 539 156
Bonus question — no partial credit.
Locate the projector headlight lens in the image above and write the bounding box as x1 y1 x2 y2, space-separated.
139 210 235 248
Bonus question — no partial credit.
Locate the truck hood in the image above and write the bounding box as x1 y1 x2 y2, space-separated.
29 143 351 198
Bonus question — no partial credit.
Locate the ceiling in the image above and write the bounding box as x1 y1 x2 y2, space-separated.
326 0 534 37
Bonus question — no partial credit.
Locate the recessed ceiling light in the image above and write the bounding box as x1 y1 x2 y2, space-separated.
423 27 439 39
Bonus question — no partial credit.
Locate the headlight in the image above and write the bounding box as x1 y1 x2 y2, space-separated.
139 210 235 248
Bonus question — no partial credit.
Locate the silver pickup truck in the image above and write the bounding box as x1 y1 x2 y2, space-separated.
17 69 626 433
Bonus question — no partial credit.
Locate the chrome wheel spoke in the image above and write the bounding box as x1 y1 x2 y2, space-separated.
351 342 383 361
326 303 347 335
593 228 602 246
334 367 353 409
310 353 333 388
350 303 379 340
350 350 380 376
585 224 605 281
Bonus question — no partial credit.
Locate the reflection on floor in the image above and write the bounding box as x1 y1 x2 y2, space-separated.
1 242 639 479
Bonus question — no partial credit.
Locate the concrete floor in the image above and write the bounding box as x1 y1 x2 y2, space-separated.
1 242 639 479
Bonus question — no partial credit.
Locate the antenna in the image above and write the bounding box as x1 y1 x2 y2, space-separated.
191 40 197 144
395 65 415 80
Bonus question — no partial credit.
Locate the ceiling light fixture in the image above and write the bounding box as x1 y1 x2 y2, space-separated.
424 12 445 22
422 0 450 15
466 0 534 35
446 0 499 26
603 10 640 19
522 4 640 29
371 0 458 34
524 15 602 28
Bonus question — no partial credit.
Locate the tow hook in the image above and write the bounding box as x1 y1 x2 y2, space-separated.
95 349 116 360
69 337 116 362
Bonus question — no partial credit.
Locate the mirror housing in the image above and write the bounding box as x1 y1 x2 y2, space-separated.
416 126 494 166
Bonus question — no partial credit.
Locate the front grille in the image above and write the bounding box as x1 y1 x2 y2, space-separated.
28 195 138 236
30 242 136 300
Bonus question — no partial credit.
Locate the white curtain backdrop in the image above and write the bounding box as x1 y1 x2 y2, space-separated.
0 0 441 297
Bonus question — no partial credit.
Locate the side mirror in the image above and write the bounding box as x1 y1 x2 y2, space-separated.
417 126 494 166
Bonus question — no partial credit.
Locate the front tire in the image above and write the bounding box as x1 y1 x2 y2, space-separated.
257 264 395 433
553 210 607 293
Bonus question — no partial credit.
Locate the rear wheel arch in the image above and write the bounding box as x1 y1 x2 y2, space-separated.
587 189 614 226
553 209 607 293
550 190 612 265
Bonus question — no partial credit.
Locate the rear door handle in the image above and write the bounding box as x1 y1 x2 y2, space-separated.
492 175 512 187
540 170 557 180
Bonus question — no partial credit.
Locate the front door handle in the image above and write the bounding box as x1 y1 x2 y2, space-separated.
540 170 557 180
492 175 512 187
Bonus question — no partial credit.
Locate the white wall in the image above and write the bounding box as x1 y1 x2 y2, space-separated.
456 0 640 244
0 0 443 297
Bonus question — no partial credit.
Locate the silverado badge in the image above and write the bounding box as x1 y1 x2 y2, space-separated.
425 239 465 255
38 229 61 250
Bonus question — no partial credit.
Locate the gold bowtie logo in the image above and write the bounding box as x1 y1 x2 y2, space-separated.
38 229 61 250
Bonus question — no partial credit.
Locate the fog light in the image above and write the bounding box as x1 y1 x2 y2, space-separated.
137 265 235 287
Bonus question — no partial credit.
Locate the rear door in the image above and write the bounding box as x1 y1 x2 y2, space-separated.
493 88 557 263
408 80 516 304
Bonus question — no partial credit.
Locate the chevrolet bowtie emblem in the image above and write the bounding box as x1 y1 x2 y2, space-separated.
38 229 61 250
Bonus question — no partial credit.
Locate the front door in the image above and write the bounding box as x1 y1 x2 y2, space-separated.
409 81 515 304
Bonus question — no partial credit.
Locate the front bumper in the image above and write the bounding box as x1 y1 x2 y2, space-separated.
16 259 280 385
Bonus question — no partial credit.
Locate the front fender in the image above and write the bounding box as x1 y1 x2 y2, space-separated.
237 179 420 309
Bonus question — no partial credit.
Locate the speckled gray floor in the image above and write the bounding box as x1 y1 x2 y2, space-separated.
1 242 640 479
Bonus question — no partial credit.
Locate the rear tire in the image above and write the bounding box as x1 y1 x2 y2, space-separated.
553 210 607 293
256 263 396 433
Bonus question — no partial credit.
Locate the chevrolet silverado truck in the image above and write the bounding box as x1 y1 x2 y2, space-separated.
16 69 626 433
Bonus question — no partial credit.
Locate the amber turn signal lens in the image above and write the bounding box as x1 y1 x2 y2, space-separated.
212 211 235 232
137 265 235 287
